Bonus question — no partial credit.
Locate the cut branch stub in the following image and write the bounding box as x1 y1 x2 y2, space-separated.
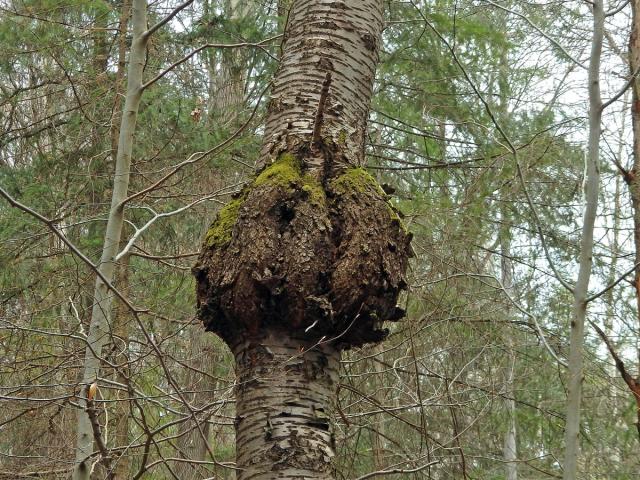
193 154 411 348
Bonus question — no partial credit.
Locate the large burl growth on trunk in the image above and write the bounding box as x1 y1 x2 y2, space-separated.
193 153 412 348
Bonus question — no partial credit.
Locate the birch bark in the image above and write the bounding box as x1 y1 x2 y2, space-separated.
260 0 384 173
195 1 411 478
232 331 340 480
237 1 385 475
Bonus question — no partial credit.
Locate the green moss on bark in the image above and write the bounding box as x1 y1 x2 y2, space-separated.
330 167 385 195
204 196 244 248
330 167 407 231
204 153 326 249
254 153 301 189
301 174 326 206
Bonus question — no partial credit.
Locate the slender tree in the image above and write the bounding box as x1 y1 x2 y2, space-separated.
592 0 640 442
562 1 604 478
72 1 148 477
193 0 412 477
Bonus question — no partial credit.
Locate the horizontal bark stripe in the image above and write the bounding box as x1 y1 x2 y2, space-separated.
232 331 340 480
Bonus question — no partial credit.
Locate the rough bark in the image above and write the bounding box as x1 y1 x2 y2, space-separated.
72 2 147 478
194 0 410 351
194 1 411 477
194 157 411 349
562 1 603 478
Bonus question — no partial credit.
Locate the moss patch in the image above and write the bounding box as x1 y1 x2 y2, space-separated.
254 153 302 189
205 153 326 249
330 167 386 196
301 174 325 206
205 196 245 248
254 153 325 205
331 167 408 232
387 204 409 234
337 129 347 145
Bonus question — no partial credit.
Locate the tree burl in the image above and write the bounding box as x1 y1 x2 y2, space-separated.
193 152 412 349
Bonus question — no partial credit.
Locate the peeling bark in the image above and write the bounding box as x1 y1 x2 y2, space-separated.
260 0 384 174
232 331 339 480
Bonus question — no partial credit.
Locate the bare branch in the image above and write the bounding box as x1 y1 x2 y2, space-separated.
143 0 195 40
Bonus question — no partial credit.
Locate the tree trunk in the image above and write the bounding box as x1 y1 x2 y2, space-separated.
212 0 247 124
72 2 147 478
497 41 518 480
501 215 518 480
175 325 218 480
232 331 340 479
194 0 411 478
369 344 386 471
111 252 132 480
624 0 640 436
562 1 603 478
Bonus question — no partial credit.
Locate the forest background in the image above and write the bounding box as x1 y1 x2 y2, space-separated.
1 0 639 479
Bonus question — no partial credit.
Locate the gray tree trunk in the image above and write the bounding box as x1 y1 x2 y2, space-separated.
176 3 248 475
72 1 147 478
212 0 247 123
500 216 518 480
562 1 603 478
174 326 218 480
194 1 411 479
